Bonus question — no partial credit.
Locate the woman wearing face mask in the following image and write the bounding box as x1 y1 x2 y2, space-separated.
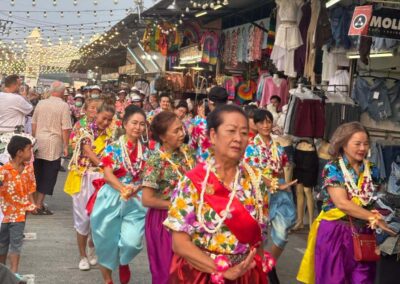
244 109 296 282
141 112 195 284
69 99 102 155
90 105 149 284
298 122 395 284
64 102 115 272
71 94 85 123
164 105 275 283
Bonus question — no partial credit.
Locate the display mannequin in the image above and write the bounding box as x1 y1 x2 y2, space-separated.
274 135 294 183
292 141 317 230
272 73 282 86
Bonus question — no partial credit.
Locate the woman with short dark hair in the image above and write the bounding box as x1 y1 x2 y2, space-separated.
141 111 195 284
298 122 395 284
244 109 296 272
164 105 276 283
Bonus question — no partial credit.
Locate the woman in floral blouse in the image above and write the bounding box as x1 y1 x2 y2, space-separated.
64 102 115 272
164 105 275 283
244 109 296 265
141 111 195 284
90 105 148 284
298 122 395 284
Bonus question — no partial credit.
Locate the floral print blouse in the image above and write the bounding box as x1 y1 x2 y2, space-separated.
189 116 212 163
101 138 148 186
244 135 288 179
146 107 163 124
0 163 36 223
321 155 380 212
164 161 268 254
141 144 195 200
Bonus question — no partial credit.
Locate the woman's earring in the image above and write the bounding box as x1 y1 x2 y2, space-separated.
141 125 149 143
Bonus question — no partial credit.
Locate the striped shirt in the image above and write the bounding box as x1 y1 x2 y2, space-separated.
32 96 72 161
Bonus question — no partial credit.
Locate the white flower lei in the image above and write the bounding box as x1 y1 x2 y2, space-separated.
119 135 143 179
68 129 93 171
338 156 375 206
197 160 264 234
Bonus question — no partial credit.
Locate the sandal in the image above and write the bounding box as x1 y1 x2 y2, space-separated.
37 206 53 215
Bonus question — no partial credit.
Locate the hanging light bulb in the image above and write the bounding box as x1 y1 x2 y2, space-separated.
8 11 12 17
93 0 98 5
10 0 15 6
186 7 190 12
113 0 118 3
43 11 47 18
77 11 80 17
93 10 97 17
32 0 36 6
53 0 57 6
60 11 64 18
26 11 30 18
110 10 113 16
73 0 78 5
223 0 229 5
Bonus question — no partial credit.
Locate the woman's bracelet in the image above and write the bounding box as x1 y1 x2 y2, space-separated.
368 210 383 230
254 252 276 274
211 255 231 284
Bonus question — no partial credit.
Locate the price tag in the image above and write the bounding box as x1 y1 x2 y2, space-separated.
373 91 380 100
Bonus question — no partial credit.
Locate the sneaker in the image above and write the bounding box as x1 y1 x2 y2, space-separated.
87 246 98 266
79 257 90 271
14 273 27 284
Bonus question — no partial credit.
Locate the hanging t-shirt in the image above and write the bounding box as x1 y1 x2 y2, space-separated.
259 77 289 109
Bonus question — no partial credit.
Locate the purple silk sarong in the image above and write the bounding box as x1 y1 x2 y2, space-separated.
145 208 172 284
315 219 376 284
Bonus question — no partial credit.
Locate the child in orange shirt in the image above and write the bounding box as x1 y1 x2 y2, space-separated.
0 136 37 280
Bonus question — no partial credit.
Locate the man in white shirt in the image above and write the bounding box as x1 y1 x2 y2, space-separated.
0 75 33 133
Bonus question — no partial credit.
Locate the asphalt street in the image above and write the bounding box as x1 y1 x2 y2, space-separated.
17 171 309 284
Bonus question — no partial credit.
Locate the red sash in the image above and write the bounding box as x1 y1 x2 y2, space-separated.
186 163 262 247
85 167 127 215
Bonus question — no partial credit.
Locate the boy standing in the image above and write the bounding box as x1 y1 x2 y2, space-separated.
0 136 36 279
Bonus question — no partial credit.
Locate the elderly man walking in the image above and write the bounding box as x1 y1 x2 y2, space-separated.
32 81 72 214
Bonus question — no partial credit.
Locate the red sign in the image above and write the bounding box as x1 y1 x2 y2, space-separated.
349 5 373 36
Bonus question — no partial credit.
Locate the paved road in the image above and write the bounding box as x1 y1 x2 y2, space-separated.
18 171 309 284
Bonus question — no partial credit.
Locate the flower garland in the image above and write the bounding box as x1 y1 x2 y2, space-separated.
254 135 281 173
119 135 143 179
338 156 375 206
68 129 93 171
158 146 194 178
197 160 265 234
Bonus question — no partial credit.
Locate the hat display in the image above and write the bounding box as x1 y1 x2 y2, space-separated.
208 86 228 104
130 94 142 102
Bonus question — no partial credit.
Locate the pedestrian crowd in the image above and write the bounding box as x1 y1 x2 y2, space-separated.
0 74 398 284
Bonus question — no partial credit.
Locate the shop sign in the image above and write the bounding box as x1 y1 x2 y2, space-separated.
368 8 400 40
118 64 137 75
101 73 119 81
349 6 400 40
179 44 202 64
349 5 373 36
